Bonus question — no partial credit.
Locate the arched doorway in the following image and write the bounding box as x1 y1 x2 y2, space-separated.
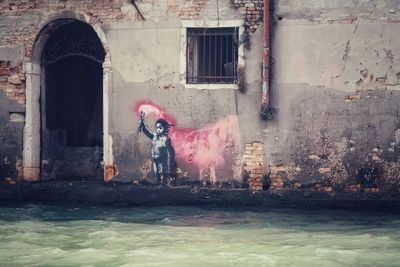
40 20 105 180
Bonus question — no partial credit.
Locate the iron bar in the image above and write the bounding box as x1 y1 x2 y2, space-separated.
187 28 238 84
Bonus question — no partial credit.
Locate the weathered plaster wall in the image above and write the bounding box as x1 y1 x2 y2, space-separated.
0 92 24 181
105 1 264 187
0 0 253 183
266 0 400 192
0 0 399 196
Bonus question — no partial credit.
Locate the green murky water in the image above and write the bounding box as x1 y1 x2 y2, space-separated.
0 203 399 267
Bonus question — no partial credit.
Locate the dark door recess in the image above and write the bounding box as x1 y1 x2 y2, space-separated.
41 20 105 180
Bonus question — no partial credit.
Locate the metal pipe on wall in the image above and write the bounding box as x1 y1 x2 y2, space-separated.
262 0 270 110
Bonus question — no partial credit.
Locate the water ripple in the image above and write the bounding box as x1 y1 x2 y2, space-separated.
0 203 399 266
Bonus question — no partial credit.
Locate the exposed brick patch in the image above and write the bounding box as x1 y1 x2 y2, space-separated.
343 184 380 193
104 163 119 182
313 183 332 192
269 164 286 189
0 61 25 105
167 0 179 14
0 0 134 103
343 184 361 192
178 0 207 19
243 142 263 190
231 0 264 33
0 0 37 16
0 0 135 58
0 0 127 19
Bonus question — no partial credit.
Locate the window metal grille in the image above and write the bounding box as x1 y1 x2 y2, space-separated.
187 27 239 84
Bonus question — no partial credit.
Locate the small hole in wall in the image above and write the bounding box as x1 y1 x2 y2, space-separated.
9 112 25 122
278 16 283 20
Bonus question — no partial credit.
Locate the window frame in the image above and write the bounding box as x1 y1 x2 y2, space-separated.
180 20 245 90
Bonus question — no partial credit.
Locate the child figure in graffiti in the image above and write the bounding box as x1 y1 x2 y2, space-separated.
138 111 177 185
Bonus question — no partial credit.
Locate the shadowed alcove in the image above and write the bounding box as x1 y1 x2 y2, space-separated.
41 20 105 180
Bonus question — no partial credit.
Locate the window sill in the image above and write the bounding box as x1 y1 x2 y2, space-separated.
182 83 238 90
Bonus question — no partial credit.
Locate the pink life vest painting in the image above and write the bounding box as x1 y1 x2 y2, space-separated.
135 101 241 186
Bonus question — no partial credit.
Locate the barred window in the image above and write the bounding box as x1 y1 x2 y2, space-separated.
186 27 239 84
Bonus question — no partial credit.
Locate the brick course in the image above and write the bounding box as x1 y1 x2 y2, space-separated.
269 164 286 189
231 0 264 32
243 142 264 190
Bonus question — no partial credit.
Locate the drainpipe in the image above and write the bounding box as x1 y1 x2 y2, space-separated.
261 0 271 114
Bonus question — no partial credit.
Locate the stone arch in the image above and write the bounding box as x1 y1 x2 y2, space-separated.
23 11 114 181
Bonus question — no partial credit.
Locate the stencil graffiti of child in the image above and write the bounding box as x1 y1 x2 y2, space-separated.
138 111 177 185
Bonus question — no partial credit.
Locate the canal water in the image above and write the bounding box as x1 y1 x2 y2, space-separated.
0 203 399 267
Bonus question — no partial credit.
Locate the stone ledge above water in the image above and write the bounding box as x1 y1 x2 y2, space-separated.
0 181 399 211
